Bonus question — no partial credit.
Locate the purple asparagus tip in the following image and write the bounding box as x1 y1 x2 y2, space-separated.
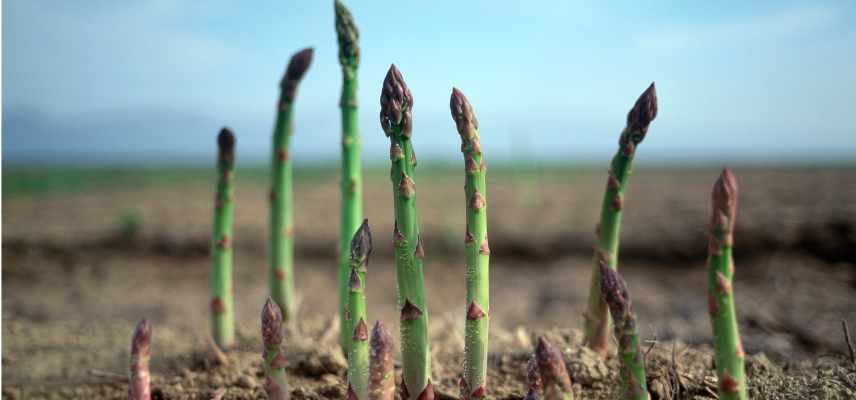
217 127 236 157
626 82 658 136
281 48 314 101
380 64 413 138
535 337 573 392
131 318 152 355
712 168 738 220
350 219 373 267
450 87 478 140
599 263 630 323
261 297 283 346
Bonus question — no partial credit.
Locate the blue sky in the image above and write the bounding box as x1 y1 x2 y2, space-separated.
3 1 855 166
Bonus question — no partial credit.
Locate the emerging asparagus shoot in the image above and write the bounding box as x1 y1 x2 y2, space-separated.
584 83 658 356
129 318 152 400
347 220 372 400
269 48 313 324
535 337 574 400
600 264 649 400
262 298 290 400
210 127 236 350
524 354 543 400
335 0 365 356
707 169 748 400
369 321 395 400
380 64 433 400
451 88 490 399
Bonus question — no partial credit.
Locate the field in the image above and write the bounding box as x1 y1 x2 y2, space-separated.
3 166 856 399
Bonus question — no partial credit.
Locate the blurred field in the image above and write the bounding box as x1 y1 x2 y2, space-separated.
3 165 856 398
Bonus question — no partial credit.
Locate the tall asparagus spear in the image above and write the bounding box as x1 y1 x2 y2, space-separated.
707 169 748 400
335 0 364 356
600 264 649 400
347 220 372 400
261 298 290 400
369 321 395 400
129 318 152 400
269 48 313 324
583 83 658 356
450 88 490 399
535 337 574 400
210 127 236 350
379 64 433 400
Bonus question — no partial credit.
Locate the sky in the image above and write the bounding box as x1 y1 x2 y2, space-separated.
3 1 855 167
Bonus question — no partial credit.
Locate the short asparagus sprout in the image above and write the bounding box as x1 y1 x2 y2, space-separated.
335 0 365 356
368 321 395 400
347 220 372 400
380 64 433 400
451 87 490 399
600 264 649 400
707 169 748 400
584 83 658 357
210 127 236 350
524 354 543 400
534 337 574 400
261 298 290 400
269 48 313 324
129 318 152 400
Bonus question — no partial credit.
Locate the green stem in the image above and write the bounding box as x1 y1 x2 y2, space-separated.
451 88 490 399
210 128 236 350
707 169 748 400
347 221 372 400
584 83 657 356
269 48 313 324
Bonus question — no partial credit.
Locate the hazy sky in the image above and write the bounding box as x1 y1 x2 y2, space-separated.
3 1 855 166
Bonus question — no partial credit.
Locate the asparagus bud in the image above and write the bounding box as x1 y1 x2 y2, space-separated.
600 264 649 400
707 169 748 400
451 88 490 400
369 321 395 400
380 64 413 138
261 298 289 400
210 127 236 350
535 337 574 400
129 318 152 400
335 0 360 73
347 220 372 400
583 83 658 357
280 48 314 102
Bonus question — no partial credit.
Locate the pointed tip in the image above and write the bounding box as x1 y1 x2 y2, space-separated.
334 0 359 67
261 298 283 345
417 381 435 400
285 48 314 81
599 266 630 323
466 301 487 320
450 87 478 139
626 82 658 135
348 268 361 290
352 318 369 341
217 127 236 154
370 320 393 354
380 64 413 138
131 318 152 353
713 167 739 217
350 219 373 266
400 299 423 321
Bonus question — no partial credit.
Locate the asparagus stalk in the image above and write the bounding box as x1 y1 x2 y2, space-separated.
129 318 152 400
707 169 748 400
261 298 290 400
535 337 574 400
369 321 395 400
583 83 658 356
210 127 236 350
347 220 372 400
450 88 490 399
269 48 313 324
335 0 365 356
524 354 543 400
600 264 649 400
379 64 433 400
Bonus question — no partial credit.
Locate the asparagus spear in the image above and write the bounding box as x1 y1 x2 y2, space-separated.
600 264 649 400
261 298 290 400
129 318 152 400
335 0 365 356
379 64 433 400
524 354 543 400
269 48 313 324
347 220 372 400
369 321 395 400
210 127 236 350
450 88 490 399
583 83 658 356
707 169 748 400
535 337 574 400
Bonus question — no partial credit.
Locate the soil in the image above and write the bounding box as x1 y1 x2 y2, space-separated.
3 168 856 399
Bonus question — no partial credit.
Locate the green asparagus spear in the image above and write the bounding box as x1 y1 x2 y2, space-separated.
129 318 152 400
379 64 433 400
210 127 236 350
261 298 290 400
583 83 658 356
601 264 649 400
269 48 313 324
450 88 490 399
707 169 748 400
335 0 365 356
347 220 372 400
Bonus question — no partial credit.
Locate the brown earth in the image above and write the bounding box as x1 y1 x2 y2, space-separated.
3 168 856 399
